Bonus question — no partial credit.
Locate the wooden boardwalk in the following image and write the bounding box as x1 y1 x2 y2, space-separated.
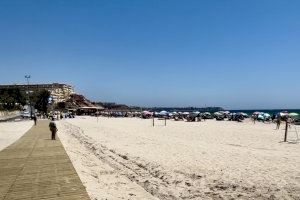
0 120 90 200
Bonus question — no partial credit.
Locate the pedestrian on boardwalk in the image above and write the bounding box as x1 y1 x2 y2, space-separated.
33 115 37 125
49 118 58 140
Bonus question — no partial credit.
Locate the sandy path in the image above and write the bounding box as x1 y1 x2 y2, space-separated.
0 120 33 151
58 116 300 199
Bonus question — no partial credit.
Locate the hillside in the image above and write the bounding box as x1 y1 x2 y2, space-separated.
65 94 96 109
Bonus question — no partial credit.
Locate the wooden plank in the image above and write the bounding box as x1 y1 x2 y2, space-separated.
0 120 90 200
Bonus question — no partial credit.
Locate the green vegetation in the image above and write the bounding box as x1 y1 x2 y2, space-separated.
32 89 51 114
55 102 66 110
0 88 26 110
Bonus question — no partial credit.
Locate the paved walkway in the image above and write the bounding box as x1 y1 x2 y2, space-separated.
0 120 90 200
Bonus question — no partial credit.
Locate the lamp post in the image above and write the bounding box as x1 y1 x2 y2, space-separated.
25 75 32 118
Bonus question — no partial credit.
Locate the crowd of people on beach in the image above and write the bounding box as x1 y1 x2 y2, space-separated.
92 110 300 127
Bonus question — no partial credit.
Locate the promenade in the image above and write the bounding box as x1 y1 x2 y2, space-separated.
0 120 90 200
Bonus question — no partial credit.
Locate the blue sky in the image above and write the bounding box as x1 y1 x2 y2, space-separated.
0 0 299 109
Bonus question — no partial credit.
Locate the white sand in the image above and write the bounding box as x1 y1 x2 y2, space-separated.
57 116 300 200
0 120 33 151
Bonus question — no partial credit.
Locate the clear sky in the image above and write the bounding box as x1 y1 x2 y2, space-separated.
0 0 299 109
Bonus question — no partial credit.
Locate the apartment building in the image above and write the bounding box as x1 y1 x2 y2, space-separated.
0 83 74 103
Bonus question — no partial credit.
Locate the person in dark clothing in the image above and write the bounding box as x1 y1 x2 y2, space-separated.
276 116 281 130
271 114 276 122
49 119 58 140
33 115 37 125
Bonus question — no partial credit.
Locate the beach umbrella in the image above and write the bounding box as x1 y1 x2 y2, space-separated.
183 112 189 115
214 112 222 116
263 113 271 118
280 112 288 117
142 111 153 115
241 112 249 117
220 111 229 115
172 112 178 116
159 110 168 116
289 113 299 117
257 114 264 120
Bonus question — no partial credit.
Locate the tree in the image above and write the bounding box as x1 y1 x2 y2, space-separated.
0 88 26 110
56 102 66 110
32 89 51 113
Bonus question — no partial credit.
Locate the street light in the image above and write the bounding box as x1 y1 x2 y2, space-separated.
25 75 32 118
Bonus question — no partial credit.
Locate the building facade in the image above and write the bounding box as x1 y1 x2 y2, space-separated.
0 83 74 103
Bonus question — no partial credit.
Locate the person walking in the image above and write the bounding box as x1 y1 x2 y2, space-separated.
33 115 37 125
276 116 281 130
49 118 58 140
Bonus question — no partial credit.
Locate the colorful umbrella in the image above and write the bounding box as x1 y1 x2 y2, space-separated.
289 113 299 117
280 112 288 117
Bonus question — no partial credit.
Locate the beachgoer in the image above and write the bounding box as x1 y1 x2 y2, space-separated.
271 114 276 122
49 119 58 140
33 115 37 125
287 117 292 128
276 116 281 130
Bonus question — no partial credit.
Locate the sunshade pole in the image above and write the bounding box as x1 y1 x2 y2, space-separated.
284 121 288 142
153 116 154 127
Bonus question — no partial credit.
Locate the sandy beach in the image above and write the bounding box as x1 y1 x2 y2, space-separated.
57 116 300 199
0 120 33 151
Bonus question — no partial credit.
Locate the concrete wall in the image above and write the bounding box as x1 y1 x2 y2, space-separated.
0 111 20 120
